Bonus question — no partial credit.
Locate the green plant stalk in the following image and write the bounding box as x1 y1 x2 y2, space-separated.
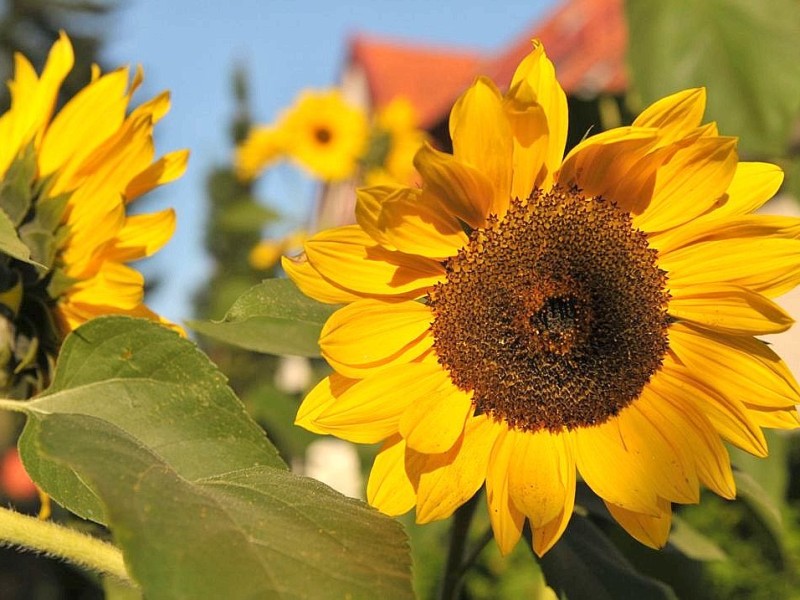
0 505 133 584
438 492 481 600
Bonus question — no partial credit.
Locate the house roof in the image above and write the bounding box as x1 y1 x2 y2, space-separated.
347 0 626 128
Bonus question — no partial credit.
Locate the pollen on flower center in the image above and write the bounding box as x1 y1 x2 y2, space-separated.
428 185 671 432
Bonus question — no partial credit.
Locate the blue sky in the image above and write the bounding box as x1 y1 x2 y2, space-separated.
102 0 558 324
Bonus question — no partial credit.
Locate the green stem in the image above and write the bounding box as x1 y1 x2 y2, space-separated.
438 492 481 600
0 397 30 413
0 506 133 585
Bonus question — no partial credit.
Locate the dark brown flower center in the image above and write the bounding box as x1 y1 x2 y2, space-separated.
314 126 332 144
428 186 670 432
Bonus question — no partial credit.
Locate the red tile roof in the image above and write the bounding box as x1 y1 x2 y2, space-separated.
348 35 482 129
347 0 626 128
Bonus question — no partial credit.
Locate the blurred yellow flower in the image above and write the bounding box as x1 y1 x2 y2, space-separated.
0 32 188 335
279 90 368 181
249 229 307 271
235 125 286 181
363 98 427 187
286 41 800 557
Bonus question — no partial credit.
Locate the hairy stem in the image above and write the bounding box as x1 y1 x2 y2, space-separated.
0 506 133 585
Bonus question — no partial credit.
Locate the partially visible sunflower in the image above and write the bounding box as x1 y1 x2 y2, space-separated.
0 32 187 395
362 97 427 187
279 90 368 181
249 229 307 271
235 125 286 181
284 41 800 556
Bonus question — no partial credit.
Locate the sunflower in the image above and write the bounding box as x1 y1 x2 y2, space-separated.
0 32 187 394
278 90 368 181
234 125 286 181
283 41 800 556
362 97 427 187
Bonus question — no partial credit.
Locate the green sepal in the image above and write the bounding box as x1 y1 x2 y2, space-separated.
0 144 37 226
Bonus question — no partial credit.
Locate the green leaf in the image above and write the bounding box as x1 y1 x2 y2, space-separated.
17 316 412 599
35 415 413 600
730 430 790 505
668 515 726 562
0 144 36 225
19 316 285 521
218 199 278 233
0 207 36 265
733 468 784 543
539 513 678 600
188 278 339 357
625 0 800 155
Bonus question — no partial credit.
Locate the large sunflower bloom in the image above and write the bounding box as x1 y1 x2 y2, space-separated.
283 42 800 555
0 32 188 334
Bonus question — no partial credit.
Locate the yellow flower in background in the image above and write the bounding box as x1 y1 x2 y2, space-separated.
280 90 368 181
235 125 286 181
363 98 427 187
284 41 800 556
0 32 187 336
249 229 307 271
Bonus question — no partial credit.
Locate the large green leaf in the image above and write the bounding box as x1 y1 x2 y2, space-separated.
188 278 339 357
34 415 412 600
625 0 800 155
539 514 678 600
16 317 412 599
19 316 285 521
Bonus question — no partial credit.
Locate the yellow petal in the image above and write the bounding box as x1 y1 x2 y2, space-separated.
356 185 467 259
532 477 575 557
485 426 525 555
104 209 176 263
411 414 500 523
281 253 364 304
656 361 767 458
506 428 572 527
39 67 131 190
126 149 190 202
744 407 800 430
644 372 736 499
65 262 143 310
0 32 74 177
414 143 493 228
320 299 434 378
635 137 738 234
313 363 449 444
660 235 800 298
632 88 706 145
652 213 800 256
399 381 472 454
380 189 468 259
573 414 661 515
304 225 445 298
710 161 784 218
558 127 660 215
354 185 401 249
506 41 568 192
295 373 359 435
449 77 512 216
617 396 699 504
605 498 672 550
367 434 416 516
669 284 793 335
668 322 800 410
